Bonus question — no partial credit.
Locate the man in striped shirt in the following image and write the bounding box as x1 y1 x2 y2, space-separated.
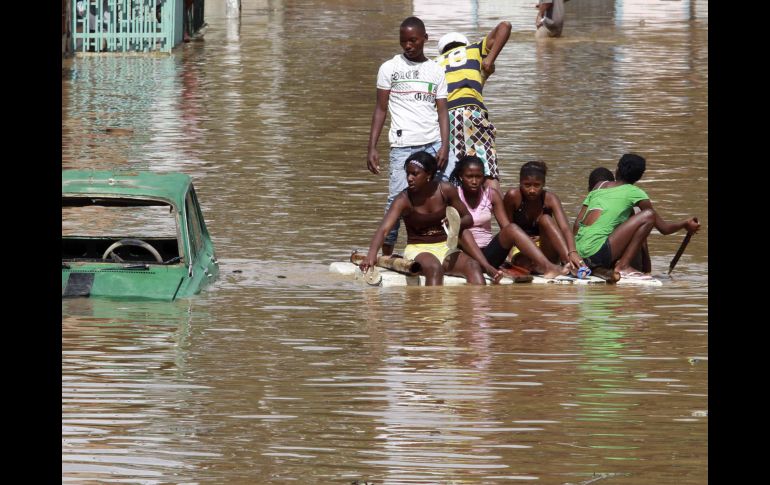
435 21 511 194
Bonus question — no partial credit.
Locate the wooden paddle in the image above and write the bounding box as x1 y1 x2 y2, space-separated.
668 217 698 275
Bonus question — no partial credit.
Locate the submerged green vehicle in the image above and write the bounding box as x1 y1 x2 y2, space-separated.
62 170 219 300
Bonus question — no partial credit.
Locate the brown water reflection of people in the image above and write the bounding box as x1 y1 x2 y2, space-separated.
399 287 495 375
180 55 199 125
453 289 494 372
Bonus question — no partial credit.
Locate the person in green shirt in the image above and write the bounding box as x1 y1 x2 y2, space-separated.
574 154 700 280
575 166 650 275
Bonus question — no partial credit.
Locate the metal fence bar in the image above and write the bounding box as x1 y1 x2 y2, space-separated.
138 1 144 51
71 0 193 53
164 0 172 52
133 0 137 50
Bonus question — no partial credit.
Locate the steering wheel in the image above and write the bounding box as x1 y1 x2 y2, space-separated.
102 238 163 263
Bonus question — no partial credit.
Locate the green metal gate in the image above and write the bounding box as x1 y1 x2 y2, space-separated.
72 0 182 53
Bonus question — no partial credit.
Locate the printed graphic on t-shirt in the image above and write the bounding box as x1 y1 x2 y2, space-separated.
391 70 438 104
376 55 446 146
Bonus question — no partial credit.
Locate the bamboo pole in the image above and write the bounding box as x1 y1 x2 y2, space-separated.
350 251 421 276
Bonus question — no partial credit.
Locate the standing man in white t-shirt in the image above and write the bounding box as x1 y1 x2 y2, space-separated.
367 16 452 257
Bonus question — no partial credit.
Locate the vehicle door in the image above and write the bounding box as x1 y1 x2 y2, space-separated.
185 186 219 290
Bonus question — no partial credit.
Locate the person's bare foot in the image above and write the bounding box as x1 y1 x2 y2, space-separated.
615 265 639 276
484 265 504 284
542 262 569 279
592 266 620 283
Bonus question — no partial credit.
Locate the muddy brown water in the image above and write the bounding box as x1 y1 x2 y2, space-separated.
62 1 707 482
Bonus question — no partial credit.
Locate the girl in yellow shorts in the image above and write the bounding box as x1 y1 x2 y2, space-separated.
359 151 503 286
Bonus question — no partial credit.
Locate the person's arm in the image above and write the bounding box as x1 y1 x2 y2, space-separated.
448 185 502 282
459 229 503 283
436 98 449 171
367 88 390 175
502 188 520 223
489 187 512 227
359 195 406 271
536 1 552 27
573 204 588 236
636 199 700 235
481 21 512 77
547 192 582 268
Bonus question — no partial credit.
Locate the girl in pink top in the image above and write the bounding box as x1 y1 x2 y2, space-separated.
450 156 568 279
359 151 504 285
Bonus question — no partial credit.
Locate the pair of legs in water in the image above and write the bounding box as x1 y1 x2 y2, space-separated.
592 208 655 277
503 213 574 277
410 248 494 286
392 210 653 284
459 221 567 279
410 225 567 284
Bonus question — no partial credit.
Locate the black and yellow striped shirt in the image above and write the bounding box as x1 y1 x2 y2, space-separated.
434 37 489 112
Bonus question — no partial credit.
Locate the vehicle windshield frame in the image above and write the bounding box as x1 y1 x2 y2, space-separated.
62 194 186 265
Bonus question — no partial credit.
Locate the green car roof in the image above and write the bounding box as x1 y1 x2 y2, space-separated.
62 170 193 208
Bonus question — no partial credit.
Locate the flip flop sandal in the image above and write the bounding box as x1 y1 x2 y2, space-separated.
619 271 653 281
363 266 382 286
443 206 461 251
576 265 592 279
500 266 531 278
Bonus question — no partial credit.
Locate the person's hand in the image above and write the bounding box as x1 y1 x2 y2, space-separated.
436 145 449 171
485 264 504 284
358 255 377 273
567 250 584 270
564 261 577 276
481 59 495 78
367 148 380 174
685 217 700 234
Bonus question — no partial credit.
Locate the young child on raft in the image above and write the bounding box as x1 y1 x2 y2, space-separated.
587 166 614 192
502 161 584 273
359 151 503 286
573 154 700 280
450 155 568 279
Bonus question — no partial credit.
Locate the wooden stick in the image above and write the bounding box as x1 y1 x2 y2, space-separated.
668 217 698 275
350 251 422 276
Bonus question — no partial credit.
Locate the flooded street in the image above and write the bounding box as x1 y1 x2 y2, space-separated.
62 0 707 483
